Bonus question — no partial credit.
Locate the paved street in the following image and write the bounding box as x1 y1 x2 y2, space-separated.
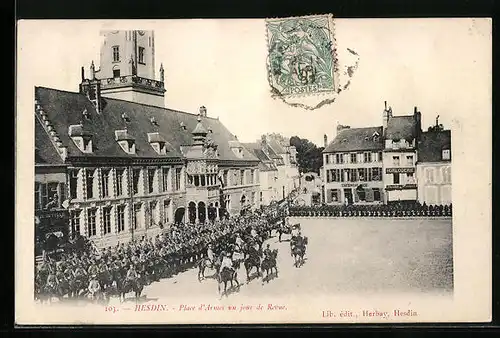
128 217 453 304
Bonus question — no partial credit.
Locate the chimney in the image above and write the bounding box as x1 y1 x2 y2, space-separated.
383 101 392 136
323 134 328 148
79 65 102 113
199 106 207 117
90 61 96 80
414 106 422 139
336 123 350 136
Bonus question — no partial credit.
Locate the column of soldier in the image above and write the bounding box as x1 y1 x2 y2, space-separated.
35 210 277 302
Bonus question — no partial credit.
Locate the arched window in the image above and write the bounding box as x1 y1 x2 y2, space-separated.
112 65 120 78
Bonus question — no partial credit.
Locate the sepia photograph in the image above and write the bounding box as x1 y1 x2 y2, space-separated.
16 18 491 325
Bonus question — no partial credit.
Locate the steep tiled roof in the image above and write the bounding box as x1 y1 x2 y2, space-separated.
35 117 64 164
241 142 278 172
323 126 384 153
35 87 259 163
418 130 451 163
266 137 286 154
386 115 417 140
261 142 281 160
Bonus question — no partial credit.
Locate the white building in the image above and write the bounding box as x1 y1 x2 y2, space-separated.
260 135 300 200
382 104 422 204
323 124 385 205
416 129 452 206
241 142 279 206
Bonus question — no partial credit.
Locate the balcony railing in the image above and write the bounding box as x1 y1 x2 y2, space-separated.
99 75 165 92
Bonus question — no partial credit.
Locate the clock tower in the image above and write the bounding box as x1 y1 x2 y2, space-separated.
86 30 166 108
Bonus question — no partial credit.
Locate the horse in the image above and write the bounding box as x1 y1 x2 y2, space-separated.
34 275 51 304
197 252 222 281
119 275 144 303
243 244 262 283
261 249 279 283
98 269 113 291
70 275 88 299
87 278 106 303
291 237 308 268
217 261 241 297
277 225 291 242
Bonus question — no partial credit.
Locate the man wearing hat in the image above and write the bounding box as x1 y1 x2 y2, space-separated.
235 233 244 249
88 273 101 301
87 259 99 277
206 243 215 268
219 251 233 278
263 243 272 260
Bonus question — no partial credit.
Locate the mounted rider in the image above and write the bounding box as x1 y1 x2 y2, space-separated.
87 274 101 299
46 270 59 292
263 244 272 260
87 259 99 277
73 264 87 282
234 233 244 250
219 251 233 277
206 243 215 268
232 243 244 262
126 264 138 282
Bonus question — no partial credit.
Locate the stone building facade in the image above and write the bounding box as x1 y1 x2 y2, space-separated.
34 30 261 249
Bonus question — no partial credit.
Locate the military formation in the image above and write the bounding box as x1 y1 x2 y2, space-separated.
290 202 452 218
34 205 309 303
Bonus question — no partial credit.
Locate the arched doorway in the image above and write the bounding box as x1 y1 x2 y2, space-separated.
188 202 196 224
240 195 247 216
198 201 206 224
174 207 185 225
208 203 216 222
214 201 220 220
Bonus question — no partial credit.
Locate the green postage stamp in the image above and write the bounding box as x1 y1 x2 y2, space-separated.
265 14 339 100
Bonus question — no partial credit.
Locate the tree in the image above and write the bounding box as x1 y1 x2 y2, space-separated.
289 136 324 174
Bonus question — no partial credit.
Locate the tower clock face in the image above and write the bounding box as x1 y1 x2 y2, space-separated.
138 30 146 36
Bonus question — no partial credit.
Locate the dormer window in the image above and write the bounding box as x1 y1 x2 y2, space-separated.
229 140 244 158
150 116 158 126
121 113 130 123
147 132 167 155
68 124 93 153
115 129 136 154
442 149 451 160
180 122 187 130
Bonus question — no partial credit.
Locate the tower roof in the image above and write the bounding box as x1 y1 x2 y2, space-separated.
192 117 208 136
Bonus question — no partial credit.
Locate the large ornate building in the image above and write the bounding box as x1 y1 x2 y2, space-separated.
34 30 261 249
323 102 450 206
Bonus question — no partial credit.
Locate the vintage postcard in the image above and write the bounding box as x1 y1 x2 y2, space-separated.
16 18 491 325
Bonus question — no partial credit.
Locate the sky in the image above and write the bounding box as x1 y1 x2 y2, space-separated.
18 18 491 146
